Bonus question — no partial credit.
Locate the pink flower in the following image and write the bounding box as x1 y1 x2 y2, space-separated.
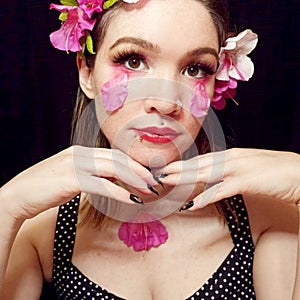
118 212 168 251
49 4 96 52
211 78 237 110
101 73 128 112
78 0 104 18
212 29 258 109
190 82 211 118
216 29 258 81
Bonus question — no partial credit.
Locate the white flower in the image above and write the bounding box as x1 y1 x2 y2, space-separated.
216 29 258 81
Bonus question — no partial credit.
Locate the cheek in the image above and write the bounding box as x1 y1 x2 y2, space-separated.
190 80 212 118
100 71 129 112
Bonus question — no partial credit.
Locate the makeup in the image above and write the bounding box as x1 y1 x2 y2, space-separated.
101 72 128 112
134 126 179 143
190 82 210 118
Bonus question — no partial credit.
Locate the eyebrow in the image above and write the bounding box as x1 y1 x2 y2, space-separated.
109 37 161 53
186 47 219 61
109 37 218 60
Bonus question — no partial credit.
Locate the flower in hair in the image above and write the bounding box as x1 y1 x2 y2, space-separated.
49 0 141 53
118 212 168 251
211 29 258 109
49 3 97 53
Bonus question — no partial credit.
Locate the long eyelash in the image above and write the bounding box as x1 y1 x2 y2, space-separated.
185 60 217 76
112 48 146 65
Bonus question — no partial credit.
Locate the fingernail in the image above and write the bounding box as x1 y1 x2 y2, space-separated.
152 174 167 187
129 194 144 205
147 184 159 196
153 176 164 187
179 201 194 211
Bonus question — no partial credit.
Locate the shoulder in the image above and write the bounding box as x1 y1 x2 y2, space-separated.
19 207 59 281
243 195 298 298
243 195 298 243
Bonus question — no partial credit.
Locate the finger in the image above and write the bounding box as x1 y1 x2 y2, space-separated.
158 159 226 186
76 148 158 187
157 151 227 173
74 155 155 194
186 182 223 210
188 180 241 211
77 175 141 205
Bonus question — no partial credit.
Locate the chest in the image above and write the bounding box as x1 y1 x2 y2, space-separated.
71 217 236 299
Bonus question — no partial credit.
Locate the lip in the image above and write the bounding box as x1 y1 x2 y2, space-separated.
134 126 179 143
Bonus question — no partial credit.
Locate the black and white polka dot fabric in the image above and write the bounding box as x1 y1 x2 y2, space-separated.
51 194 256 299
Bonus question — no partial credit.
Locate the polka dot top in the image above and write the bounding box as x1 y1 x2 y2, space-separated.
51 194 256 299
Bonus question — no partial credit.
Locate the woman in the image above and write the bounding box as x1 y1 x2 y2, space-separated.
1 0 300 299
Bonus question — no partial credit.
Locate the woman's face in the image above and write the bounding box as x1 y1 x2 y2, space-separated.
80 0 219 168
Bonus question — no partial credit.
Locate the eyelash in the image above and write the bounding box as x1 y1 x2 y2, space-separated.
112 49 216 78
112 49 148 71
182 61 216 79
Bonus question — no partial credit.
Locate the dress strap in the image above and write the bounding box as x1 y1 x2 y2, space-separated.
222 194 255 248
53 195 80 274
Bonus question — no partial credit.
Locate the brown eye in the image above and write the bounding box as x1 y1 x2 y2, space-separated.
183 64 207 79
126 57 142 69
187 66 200 77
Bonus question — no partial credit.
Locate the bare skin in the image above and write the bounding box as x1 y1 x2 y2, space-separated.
2 192 298 300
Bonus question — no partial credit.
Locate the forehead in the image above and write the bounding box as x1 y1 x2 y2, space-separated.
101 0 219 53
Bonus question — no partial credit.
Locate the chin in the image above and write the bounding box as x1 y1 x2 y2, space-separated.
128 146 181 168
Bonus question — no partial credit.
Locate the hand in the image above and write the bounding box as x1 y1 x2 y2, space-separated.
157 148 300 209
0 145 157 220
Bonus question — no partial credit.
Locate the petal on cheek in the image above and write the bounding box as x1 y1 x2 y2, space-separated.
101 73 128 112
190 82 211 118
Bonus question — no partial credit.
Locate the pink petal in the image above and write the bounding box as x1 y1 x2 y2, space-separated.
49 6 96 52
49 4 77 12
101 73 128 112
229 55 255 81
224 29 258 55
211 97 226 110
190 82 210 118
211 78 237 110
78 0 104 18
118 212 168 251
216 54 231 81
123 0 140 2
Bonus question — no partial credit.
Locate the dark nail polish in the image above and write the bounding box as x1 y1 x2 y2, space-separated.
159 174 168 178
152 174 166 187
179 201 194 212
129 194 144 205
147 184 159 196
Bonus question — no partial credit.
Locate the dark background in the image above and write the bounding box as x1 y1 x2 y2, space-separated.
0 0 299 187
0 0 299 299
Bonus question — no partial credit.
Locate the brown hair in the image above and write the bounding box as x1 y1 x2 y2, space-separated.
71 0 230 227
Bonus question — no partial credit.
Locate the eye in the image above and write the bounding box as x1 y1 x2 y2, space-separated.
112 49 149 72
182 65 206 79
124 56 146 71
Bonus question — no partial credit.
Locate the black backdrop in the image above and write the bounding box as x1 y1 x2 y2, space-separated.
0 0 299 187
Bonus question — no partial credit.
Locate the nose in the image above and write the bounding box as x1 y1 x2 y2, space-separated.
144 98 182 116
142 78 183 116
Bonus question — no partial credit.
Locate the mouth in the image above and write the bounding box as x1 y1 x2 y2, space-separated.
134 126 179 143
